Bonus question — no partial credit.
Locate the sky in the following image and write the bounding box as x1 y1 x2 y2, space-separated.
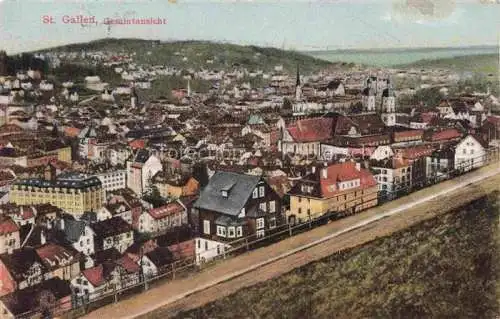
0 0 499 54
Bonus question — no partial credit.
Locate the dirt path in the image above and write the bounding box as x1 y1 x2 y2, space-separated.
81 164 500 319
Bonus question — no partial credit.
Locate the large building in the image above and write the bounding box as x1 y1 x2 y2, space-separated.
287 161 378 224
9 166 104 215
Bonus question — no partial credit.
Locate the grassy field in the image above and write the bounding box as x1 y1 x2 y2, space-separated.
172 192 500 319
395 53 499 76
38 38 334 74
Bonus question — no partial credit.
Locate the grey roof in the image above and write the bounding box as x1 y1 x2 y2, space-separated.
62 219 86 243
15 175 102 189
194 171 261 216
134 149 151 164
215 215 246 226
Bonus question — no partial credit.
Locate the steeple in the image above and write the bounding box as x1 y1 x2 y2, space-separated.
295 65 302 101
295 65 301 87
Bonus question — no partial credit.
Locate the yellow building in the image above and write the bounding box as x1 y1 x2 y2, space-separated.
287 162 378 224
153 174 199 199
10 167 104 215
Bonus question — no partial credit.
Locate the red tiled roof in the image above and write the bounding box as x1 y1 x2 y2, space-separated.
431 129 462 142
287 118 333 143
116 255 140 273
129 139 145 150
82 265 105 287
320 162 377 198
36 244 76 269
394 130 424 139
148 202 185 220
0 215 19 235
395 145 434 160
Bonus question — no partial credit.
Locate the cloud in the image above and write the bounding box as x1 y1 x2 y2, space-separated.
383 0 462 25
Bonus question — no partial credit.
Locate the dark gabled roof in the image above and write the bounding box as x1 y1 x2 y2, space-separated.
134 149 151 164
0 248 46 281
155 225 194 247
59 218 86 243
14 174 102 189
93 248 122 264
194 171 262 216
90 217 132 238
0 278 71 316
145 247 173 267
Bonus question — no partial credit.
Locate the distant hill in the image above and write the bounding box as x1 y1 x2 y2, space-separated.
36 38 336 74
394 54 499 76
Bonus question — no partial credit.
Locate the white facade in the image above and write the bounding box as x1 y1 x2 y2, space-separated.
72 225 95 256
194 237 231 265
96 170 127 192
126 154 162 196
370 145 394 161
454 135 486 172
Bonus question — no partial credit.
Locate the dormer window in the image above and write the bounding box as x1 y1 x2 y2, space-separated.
221 190 228 198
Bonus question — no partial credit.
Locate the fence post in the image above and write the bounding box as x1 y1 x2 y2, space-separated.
113 285 118 304
172 262 176 280
245 237 249 251
144 274 149 291
288 223 292 237
308 215 312 228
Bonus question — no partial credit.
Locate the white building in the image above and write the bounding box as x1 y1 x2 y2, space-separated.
95 169 127 192
194 237 231 265
454 135 486 172
126 150 162 196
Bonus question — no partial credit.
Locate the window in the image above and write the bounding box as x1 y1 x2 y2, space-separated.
256 230 265 238
203 220 211 235
470 149 474 154
76 278 82 284
252 188 258 199
228 227 235 238
259 186 265 198
197 239 200 249
217 226 226 237
298 197 302 203
269 217 277 229
463 149 466 154
259 202 267 212
298 208 302 215
256 218 265 229
205 241 208 251
236 226 243 237
269 201 276 213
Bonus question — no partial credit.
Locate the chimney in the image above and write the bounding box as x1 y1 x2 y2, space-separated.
321 167 328 179
355 162 361 171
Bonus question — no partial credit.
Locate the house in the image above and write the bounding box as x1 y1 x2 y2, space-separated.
155 225 195 261
0 278 72 319
90 217 134 254
287 161 378 224
454 135 487 172
193 171 282 264
98 202 133 225
0 248 49 296
71 263 121 302
370 157 412 199
280 117 334 158
0 215 19 255
139 247 174 279
55 217 95 258
138 200 188 234
425 146 455 182
393 145 434 189
152 173 200 199
126 149 162 196
35 243 80 281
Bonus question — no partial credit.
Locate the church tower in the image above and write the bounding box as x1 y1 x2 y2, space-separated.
381 80 396 126
295 65 302 101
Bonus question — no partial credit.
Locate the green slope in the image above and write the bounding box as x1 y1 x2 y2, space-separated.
169 192 499 319
37 38 334 74
395 53 499 75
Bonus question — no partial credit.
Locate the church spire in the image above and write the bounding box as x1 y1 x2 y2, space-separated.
296 65 300 87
